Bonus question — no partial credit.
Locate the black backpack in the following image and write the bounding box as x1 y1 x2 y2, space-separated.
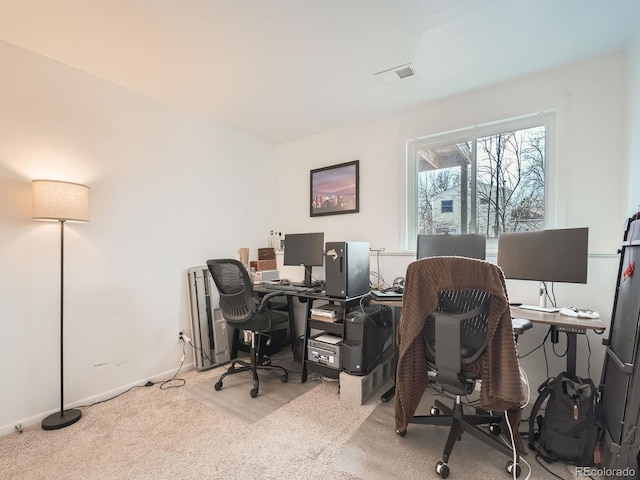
528 372 603 466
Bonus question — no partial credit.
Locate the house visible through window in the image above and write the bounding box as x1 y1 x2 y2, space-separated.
406 113 552 247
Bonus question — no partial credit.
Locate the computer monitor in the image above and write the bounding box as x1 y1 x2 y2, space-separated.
283 232 325 286
497 227 589 308
416 233 486 260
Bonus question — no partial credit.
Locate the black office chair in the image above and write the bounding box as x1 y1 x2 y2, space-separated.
206 259 289 398
395 258 523 479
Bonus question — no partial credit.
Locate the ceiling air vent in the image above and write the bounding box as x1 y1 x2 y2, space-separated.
374 63 416 82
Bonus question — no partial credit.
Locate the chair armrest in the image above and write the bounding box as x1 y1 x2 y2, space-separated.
511 318 533 335
258 291 287 310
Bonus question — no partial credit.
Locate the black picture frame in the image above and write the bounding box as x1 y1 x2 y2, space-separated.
310 160 359 217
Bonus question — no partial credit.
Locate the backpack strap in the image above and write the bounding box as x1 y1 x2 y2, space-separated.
528 376 555 450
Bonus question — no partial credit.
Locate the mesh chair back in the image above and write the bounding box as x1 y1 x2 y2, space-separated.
422 289 490 394
206 259 256 325
423 289 490 364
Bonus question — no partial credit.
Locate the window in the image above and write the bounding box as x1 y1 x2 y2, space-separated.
406 113 553 248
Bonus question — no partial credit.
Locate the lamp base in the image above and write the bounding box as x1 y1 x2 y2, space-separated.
42 408 82 430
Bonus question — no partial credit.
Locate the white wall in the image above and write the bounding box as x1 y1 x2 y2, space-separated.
0 41 277 434
275 53 630 399
628 32 640 212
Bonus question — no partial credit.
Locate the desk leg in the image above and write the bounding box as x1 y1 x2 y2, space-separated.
551 326 578 378
566 332 577 378
231 328 240 359
286 295 296 353
381 305 401 402
381 384 395 402
300 298 312 383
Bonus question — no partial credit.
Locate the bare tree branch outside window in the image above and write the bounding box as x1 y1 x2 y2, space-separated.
416 126 545 237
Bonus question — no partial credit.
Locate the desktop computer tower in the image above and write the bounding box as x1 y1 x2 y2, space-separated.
342 304 392 375
324 241 370 298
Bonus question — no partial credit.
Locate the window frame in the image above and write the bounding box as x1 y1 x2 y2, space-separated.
405 112 557 253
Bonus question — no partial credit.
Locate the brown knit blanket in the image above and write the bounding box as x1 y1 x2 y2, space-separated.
394 256 526 453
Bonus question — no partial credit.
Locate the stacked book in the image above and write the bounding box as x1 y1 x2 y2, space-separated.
310 304 344 322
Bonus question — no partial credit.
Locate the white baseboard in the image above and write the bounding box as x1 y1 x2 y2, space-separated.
0 362 195 437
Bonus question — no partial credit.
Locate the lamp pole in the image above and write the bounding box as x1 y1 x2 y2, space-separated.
59 220 65 417
42 219 82 430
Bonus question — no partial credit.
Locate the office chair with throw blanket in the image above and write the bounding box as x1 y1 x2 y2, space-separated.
395 257 525 479
206 259 289 398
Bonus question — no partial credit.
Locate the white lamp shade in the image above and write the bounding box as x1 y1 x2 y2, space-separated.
32 180 90 222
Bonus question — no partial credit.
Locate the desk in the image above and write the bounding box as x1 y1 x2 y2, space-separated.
510 307 606 377
254 284 368 382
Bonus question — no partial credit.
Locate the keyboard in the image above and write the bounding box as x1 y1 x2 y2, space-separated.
264 284 312 292
518 305 560 313
370 289 403 300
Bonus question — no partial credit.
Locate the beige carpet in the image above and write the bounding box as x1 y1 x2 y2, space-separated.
0 353 587 479
335 390 581 479
0 356 375 480
183 354 317 424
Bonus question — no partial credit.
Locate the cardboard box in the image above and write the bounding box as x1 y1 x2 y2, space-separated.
250 259 277 271
258 248 276 260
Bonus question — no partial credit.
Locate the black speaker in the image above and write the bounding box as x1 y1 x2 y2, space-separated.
324 241 370 298
342 305 392 375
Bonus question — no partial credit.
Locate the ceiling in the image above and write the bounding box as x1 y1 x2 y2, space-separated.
0 0 639 144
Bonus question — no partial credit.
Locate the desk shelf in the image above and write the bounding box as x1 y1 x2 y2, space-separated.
306 361 341 379
308 318 343 335
253 285 367 383
301 294 366 382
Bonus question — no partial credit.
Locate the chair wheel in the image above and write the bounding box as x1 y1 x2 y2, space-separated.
281 372 289 383
430 406 441 415
489 423 501 435
396 429 406 437
435 460 450 478
214 381 222 391
506 460 521 477
250 388 258 398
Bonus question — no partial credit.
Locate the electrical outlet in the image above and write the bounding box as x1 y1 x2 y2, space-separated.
178 330 184 342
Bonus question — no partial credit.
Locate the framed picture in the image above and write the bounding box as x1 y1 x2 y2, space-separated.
310 160 359 217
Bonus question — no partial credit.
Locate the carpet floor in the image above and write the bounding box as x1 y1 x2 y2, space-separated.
0 351 590 479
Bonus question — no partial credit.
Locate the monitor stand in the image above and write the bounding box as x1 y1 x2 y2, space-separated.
538 281 547 308
516 282 560 313
301 265 321 287
291 265 320 288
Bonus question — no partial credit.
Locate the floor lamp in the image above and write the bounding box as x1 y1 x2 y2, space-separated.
32 179 90 430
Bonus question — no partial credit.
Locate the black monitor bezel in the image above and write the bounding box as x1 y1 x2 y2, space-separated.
283 232 325 267
283 232 325 287
497 227 589 284
416 233 486 260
